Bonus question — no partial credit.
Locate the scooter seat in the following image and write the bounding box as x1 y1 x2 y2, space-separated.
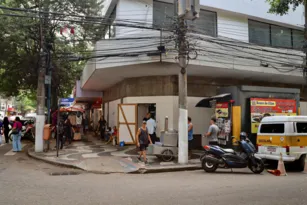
221 148 235 153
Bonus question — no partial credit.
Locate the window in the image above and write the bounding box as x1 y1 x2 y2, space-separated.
260 124 285 134
296 123 307 133
248 20 304 49
188 10 217 37
292 30 304 49
153 1 217 37
153 1 174 29
104 6 116 39
249 20 270 46
271 25 291 48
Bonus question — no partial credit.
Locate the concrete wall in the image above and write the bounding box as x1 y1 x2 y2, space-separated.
300 102 307 115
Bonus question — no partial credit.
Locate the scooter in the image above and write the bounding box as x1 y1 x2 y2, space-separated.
200 132 264 174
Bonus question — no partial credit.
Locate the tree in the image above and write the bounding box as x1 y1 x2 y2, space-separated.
266 0 303 15
0 0 105 106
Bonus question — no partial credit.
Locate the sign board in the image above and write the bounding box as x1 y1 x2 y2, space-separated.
250 98 297 133
45 75 51 85
215 102 231 147
60 98 74 107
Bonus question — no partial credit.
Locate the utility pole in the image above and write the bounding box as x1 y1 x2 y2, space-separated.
35 0 47 152
176 0 199 164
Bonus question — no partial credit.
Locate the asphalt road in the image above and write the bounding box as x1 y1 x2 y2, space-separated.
0 142 307 205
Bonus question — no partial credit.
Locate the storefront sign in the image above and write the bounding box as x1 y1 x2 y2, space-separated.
215 102 229 118
250 98 297 133
60 98 74 107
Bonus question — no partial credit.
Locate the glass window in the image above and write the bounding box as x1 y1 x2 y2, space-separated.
188 10 217 37
248 20 270 46
271 25 292 48
260 124 285 134
296 123 307 133
292 29 304 49
153 1 175 29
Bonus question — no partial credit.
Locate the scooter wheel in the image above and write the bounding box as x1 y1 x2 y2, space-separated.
202 159 218 173
249 158 265 174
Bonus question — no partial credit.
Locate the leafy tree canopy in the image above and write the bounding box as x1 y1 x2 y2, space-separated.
0 0 105 101
266 0 304 15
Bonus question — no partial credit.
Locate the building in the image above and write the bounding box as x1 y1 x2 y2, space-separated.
80 0 307 145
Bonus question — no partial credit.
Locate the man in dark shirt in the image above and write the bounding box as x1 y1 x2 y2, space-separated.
99 116 107 140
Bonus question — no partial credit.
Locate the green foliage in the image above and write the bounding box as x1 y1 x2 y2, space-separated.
266 0 304 15
0 0 104 98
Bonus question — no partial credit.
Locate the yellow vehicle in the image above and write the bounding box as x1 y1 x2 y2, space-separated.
255 116 307 171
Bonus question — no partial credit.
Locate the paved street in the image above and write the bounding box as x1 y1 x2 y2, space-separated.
0 142 306 205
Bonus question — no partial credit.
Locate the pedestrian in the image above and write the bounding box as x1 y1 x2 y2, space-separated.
146 113 157 144
3 117 10 144
83 115 89 134
203 118 219 146
136 120 153 164
11 117 22 152
0 120 3 145
188 117 194 159
99 116 107 140
64 116 72 145
143 113 150 122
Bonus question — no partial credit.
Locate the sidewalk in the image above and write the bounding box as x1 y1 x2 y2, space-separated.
28 133 202 174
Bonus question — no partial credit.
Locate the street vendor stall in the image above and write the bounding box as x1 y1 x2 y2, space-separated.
54 106 85 141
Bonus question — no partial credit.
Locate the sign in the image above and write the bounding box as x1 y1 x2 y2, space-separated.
45 75 51 85
215 103 229 118
250 98 297 133
60 98 74 107
215 102 231 147
91 98 102 109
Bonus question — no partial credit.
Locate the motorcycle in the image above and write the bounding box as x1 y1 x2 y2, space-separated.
9 120 35 143
200 132 264 174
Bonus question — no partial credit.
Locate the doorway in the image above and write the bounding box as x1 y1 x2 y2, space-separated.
137 104 156 128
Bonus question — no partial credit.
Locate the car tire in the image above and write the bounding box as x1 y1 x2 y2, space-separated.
295 154 306 172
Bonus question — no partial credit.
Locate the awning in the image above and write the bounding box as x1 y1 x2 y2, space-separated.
195 93 232 108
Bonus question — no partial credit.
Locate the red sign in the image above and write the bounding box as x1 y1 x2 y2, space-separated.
91 98 102 109
250 98 297 133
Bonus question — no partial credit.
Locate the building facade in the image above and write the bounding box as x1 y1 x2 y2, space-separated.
80 0 307 144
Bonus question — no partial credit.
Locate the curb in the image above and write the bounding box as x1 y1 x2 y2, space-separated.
28 148 202 175
137 165 202 174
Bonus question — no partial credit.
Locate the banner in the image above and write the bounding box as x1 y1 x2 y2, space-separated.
250 98 297 133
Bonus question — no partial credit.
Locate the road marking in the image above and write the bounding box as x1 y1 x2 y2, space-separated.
4 144 27 156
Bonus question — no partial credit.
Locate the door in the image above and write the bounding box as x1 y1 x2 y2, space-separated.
118 104 137 144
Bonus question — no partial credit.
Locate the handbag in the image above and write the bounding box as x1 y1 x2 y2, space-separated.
11 128 19 135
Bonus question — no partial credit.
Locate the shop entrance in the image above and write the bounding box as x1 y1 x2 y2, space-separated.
137 104 156 128
117 103 156 145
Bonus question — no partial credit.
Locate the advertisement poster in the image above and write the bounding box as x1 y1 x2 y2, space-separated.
215 102 229 118
215 102 231 146
250 98 297 133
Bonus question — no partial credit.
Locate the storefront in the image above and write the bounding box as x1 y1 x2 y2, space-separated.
196 86 300 147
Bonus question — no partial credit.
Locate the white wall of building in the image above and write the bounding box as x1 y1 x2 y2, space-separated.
217 12 249 42
108 99 121 128
201 0 304 27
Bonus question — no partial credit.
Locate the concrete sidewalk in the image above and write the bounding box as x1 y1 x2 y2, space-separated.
28 135 202 174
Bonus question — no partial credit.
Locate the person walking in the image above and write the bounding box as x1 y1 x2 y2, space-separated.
204 118 220 145
188 117 194 159
136 120 153 164
64 116 72 145
3 117 10 144
146 113 157 144
12 117 22 152
99 116 107 140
